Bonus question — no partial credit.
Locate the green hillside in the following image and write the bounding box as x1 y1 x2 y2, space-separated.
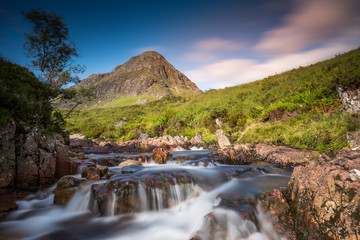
63 48 360 152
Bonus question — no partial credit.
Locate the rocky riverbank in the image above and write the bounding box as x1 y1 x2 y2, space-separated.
0 122 71 217
64 134 360 239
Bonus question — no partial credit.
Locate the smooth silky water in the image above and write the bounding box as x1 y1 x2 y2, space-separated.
0 150 290 240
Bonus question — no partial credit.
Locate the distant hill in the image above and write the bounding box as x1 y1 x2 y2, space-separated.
75 51 202 106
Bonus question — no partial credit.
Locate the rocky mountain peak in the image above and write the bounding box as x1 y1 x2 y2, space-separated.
76 51 202 99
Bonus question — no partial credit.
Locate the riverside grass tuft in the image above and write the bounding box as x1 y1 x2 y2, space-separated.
62 48 360 152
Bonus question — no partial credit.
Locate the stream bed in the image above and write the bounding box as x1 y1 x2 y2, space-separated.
0 149 291 240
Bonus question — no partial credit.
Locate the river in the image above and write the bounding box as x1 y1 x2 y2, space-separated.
0 149 291 240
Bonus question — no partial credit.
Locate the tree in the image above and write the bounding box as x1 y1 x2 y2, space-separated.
23 8 84 90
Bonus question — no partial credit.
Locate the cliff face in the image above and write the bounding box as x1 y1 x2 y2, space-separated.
0 122 70 191
76 51 202 99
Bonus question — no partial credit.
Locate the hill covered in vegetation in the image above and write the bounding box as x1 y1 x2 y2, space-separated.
63 48 360 152
70 51 202 108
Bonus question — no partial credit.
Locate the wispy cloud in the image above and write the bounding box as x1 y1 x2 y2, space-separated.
186 44 354 90
195 38 244 51
185 37 245 63
255 0 360 55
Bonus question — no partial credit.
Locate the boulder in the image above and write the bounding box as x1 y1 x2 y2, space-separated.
216 147 253 165
262 158 360 239
96 166 109 177
118 160 143 168
254 143 319 167
54 175 87 205
153 147 169 164
190 133 207 148
336 85 360 113
121 165 144 174
216 129 231 149
91 170 195 216
81 167 101 181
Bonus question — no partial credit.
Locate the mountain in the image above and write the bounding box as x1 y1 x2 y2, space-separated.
76 51 202 100
65 48 360 151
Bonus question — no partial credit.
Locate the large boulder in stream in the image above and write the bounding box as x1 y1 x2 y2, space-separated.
216 146 254 165
90 170 195 216
54 176 87 205
261 157 360 239
152 147 169 164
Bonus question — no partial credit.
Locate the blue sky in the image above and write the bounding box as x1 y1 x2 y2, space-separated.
1 0 360 90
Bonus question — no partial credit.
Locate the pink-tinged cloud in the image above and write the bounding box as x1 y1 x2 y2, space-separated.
255 0 360 54
186 44 354 90
195 38 244 51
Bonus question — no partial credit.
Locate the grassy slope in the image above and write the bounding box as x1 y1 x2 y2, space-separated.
63 48 360 152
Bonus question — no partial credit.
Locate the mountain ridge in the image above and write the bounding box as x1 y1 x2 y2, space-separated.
76 51 202 101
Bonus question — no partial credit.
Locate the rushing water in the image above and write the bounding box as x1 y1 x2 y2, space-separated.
0 150 290 240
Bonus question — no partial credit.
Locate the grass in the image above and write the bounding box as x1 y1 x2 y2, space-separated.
62 48 360 152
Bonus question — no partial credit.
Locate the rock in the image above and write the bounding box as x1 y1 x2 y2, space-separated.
153 147 169 164
136 99 149 104
69 134 85 139
336 85 360 113
91 170 195 216
77 152 88 159
0 191 18 218
118 160 143 168
54 175 87 205
254 143 318 167
121 165 144 174
215 129 231 149
138 133 149 141
216 147 253 165
0 121 16 188
96 166 109 177
263 158 360 239
348 131 360 149
81 167 101 181
190 133 207 148
78 138 95 147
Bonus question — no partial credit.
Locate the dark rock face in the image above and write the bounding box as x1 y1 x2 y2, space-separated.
0 121 16 189
0 122 70 191
262 157 360 239
54 176 87 205
76 51 202 99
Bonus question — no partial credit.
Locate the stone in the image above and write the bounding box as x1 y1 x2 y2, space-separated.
81 167 101 181
153 147 169 164
121 165 144 174
0 121 16 188
54 175 87 205
90 170 195 216
216 147 253 165
215 129 231 149
190 133 207 148
262 158 360 239
138 133 149 141
336 85 360 113
254 143 318 167
118 160 143 168
96 166 109 177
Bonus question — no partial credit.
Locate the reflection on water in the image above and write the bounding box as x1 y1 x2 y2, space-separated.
0 150 289 240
